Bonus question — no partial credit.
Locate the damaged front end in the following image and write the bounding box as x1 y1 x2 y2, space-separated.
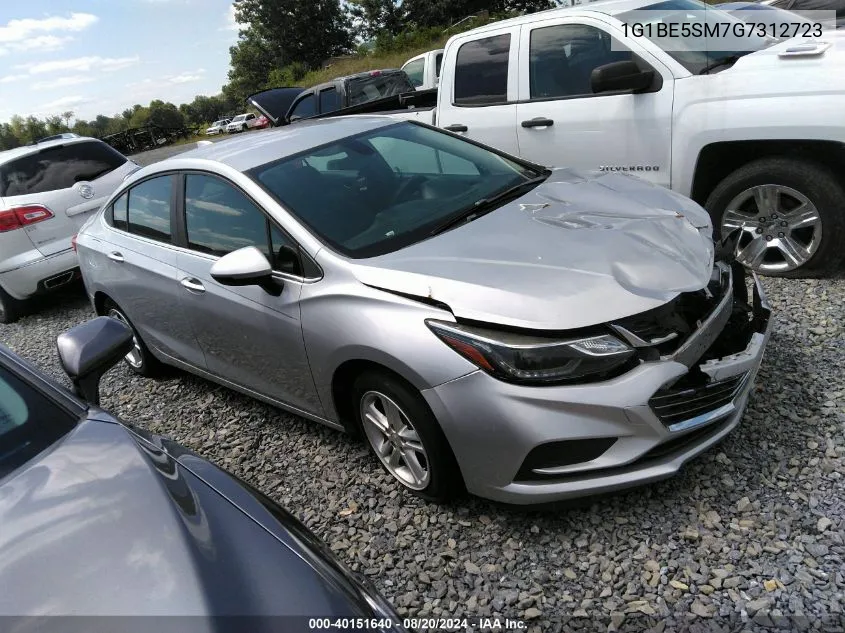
614 231 771 435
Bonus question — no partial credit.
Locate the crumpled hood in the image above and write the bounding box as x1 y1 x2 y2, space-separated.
353 168 715 330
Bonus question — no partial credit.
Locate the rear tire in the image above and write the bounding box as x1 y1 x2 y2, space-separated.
0 286 23 324
103 299 166 377
352 370 463 503
705 157 845 278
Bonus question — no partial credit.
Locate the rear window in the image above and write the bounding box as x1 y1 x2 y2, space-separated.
347 73 415 106
454 34 511 106
0 140 127 197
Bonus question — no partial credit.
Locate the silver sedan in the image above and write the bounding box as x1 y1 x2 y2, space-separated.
75 117 772 504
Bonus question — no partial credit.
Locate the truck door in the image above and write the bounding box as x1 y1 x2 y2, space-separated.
436 27 520 156
515 17 674 187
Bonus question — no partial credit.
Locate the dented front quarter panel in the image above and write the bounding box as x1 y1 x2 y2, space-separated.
352 168 715 331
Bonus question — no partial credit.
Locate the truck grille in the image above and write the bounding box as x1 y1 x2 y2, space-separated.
649 372 749 428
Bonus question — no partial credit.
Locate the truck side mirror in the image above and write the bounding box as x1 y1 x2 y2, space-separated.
591 61 655 94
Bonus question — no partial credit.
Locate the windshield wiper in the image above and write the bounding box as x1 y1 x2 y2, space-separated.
699 53 747 75
429 173 550 236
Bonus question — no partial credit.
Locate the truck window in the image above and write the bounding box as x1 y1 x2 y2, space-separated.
347 73 415 106
403 59 425 87
529 24 636 99
454 34 511 106
319 87 341 113
435 53 444 78
290 94 317 119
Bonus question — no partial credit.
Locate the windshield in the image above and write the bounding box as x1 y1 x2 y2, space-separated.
617 0 778 74
0 363 77 479
249 122 542 258
723 3 814 26
233 115 246 122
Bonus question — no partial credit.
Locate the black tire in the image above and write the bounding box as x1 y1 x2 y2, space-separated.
0 286 23 324
351 370 463 503
705 157 845 278
103 299 166 377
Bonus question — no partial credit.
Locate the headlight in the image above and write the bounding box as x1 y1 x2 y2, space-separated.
426 319 635 385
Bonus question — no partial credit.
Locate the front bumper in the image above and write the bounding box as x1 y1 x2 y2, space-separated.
422 272 772 505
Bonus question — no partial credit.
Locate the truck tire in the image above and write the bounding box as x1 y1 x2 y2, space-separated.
706 157 845 278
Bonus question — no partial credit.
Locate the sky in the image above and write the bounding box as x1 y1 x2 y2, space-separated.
0 0 240 124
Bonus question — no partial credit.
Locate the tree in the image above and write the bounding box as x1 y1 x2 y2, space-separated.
347 0 404 39
148 100 186 129
226 0 352 100
403 0 553 28
61 111 74 128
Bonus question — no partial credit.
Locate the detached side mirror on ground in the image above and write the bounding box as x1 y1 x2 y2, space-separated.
56 316 134 406
591 61 655 95
210 246 282 295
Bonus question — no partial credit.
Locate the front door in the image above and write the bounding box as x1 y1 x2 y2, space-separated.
515 18 674 187
175 173 322 415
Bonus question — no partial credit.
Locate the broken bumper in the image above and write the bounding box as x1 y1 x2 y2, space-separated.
422 272 772 505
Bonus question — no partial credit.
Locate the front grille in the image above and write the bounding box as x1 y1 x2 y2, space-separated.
649 372 749 427
611 264 729 355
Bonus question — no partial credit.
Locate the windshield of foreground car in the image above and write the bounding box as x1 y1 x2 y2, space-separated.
0 364 77 478
249 122 544 258
618 0 778 74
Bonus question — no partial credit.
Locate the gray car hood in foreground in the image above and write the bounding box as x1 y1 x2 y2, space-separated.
354 169 715 330
0 418 377 619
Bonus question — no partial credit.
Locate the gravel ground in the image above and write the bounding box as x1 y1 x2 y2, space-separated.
1 276 843 632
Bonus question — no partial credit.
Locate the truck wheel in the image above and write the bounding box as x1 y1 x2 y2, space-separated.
0 286 23 324
706 157 845 278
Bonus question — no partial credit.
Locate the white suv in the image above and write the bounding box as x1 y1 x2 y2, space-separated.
226 113 259 133
0 136 138 323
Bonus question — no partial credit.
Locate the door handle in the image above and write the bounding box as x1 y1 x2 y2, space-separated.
180 278 206 293
521 117 554 129
444 124 468 133
107 251 125 263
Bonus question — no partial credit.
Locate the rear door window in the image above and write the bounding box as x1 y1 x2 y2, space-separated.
319 88 341 113
454 34 512 105
403 59 426 87
127 176 173 243
0 141 127 197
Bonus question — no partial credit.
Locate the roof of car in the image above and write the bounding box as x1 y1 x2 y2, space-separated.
172 116 397 172
0 135 100 167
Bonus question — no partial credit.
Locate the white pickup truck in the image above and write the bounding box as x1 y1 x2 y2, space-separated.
369 0 845 277
401 49 444 90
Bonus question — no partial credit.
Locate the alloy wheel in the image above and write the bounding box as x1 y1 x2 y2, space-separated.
107 308 144 369
720 184 822 273
360 390 431 490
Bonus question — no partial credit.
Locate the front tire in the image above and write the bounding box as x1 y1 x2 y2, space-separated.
0 286 23 324
352 371 463 503
706 157 845 278
103 300 165 377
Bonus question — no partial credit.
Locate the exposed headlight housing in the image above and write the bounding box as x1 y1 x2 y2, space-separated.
426 319 635 386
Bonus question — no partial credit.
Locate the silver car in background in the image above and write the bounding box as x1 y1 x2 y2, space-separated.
0 136 138 323
75 117 772 504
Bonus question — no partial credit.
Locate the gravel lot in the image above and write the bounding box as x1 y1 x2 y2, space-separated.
2 276 843 632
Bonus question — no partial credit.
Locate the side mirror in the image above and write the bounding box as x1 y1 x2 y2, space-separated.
210 246 281 296
591 61 655 94
56 317 134 406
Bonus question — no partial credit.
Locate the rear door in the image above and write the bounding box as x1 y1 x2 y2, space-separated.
98 174 202 366
435 28 521 154
0 140 137 256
